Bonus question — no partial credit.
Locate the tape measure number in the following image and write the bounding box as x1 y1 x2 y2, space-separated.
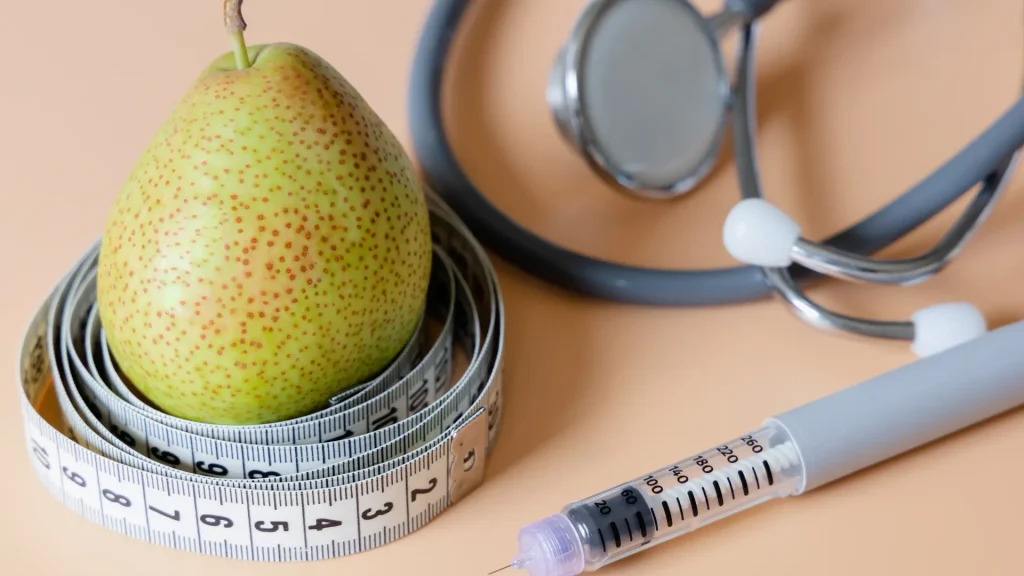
18 191 506 561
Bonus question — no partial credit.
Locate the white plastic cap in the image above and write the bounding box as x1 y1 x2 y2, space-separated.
511 513 585 576
910 302 987 357
722 198 801 267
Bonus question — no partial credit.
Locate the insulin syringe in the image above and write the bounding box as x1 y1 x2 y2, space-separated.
494 316 1024 576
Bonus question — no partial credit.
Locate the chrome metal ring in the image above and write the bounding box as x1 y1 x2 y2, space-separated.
547 0 732 199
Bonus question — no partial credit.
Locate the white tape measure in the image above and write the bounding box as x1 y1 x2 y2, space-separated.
17 189 505 561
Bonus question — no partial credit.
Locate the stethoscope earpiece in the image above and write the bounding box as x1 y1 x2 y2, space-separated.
723 198 992 357
722 198 801 268
407 0 1024 353
910 302 987 358
546 0 1014 355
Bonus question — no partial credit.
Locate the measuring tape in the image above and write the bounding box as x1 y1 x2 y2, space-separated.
17 189 506 561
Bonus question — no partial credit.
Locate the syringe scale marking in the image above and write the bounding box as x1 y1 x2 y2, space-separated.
628 441 795 540
503 429 805 576
501 321 1024 576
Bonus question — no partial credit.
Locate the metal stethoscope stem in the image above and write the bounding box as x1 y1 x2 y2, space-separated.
407 0 1024 357
722 9 1019 347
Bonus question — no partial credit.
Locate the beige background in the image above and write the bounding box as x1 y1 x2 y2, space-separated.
2 0 1024 574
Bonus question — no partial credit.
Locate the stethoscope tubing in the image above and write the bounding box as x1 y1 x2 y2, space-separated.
407 0 1024 307
732 18 1019 340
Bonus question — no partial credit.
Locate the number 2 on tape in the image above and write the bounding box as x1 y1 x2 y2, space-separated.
18 193 507 561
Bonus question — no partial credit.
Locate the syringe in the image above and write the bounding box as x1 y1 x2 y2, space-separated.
495 317 1024 576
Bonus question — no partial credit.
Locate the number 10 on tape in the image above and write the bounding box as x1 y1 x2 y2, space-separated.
18 193 507 561
23 387 498 560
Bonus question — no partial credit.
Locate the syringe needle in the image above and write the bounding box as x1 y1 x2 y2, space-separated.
487 564 513 575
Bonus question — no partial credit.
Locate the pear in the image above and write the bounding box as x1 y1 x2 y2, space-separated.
95 0 433 425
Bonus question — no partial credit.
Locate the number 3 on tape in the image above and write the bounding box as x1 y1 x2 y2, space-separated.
17 192 507 561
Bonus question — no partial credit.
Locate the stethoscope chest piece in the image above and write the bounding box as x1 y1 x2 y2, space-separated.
548 0 732 199
408 0 1024 357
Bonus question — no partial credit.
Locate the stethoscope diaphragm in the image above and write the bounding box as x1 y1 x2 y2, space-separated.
547 0 731 199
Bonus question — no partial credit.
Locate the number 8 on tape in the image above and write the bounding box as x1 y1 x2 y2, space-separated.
17 190 507 561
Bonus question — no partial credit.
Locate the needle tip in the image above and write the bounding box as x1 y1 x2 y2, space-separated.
487 564 513 575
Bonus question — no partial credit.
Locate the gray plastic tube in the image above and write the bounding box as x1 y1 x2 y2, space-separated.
768 319 1024 493
501 321 1024 576
407 0 1024 306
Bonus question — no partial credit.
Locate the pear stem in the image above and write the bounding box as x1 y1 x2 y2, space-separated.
224 0 251 70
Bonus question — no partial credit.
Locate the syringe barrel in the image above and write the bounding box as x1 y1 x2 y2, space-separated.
513 322 1024 576
516 422 805 575
770 318 1024 494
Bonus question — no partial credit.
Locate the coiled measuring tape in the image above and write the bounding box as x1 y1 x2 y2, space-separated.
17 190 505 561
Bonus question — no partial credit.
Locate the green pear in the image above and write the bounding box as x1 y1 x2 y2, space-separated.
96 1 433 425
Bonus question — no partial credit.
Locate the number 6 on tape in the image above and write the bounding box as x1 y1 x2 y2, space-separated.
17 191 508 561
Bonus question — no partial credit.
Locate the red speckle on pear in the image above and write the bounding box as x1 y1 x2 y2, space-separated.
95 43 432 425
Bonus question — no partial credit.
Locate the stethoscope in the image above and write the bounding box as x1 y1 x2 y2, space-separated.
406 0 1024 357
